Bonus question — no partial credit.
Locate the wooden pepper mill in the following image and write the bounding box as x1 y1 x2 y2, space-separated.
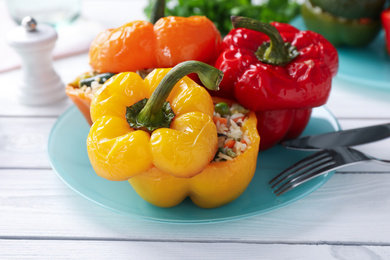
6 16 66 105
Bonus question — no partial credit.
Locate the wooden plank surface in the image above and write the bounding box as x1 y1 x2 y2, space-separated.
1 240 390 259
1 169 390 244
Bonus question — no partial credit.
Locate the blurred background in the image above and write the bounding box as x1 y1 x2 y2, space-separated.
1 0 388 74
0 0 146 73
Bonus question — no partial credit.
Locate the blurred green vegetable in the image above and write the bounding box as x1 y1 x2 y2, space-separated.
145 0 301 35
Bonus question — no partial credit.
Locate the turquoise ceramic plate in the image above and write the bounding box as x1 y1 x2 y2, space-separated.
291 17 390 89
48 106 339 223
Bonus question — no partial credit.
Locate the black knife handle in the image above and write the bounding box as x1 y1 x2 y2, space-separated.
283 123 390 150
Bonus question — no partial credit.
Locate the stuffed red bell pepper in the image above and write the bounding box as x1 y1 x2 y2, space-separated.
214 16 338 150
382 8 390 54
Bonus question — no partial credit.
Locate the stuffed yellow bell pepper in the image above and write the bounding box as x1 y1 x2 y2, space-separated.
87 61 260 208
129 97 260 208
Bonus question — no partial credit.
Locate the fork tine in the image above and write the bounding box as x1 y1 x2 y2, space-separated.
271 156 334 189
270 154 333 189
271 147 386 196
273 161 336 196
269 150 330 186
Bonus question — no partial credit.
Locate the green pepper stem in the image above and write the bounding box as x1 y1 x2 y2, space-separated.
150 0 166 24
231 16 299 66
135 61 223 131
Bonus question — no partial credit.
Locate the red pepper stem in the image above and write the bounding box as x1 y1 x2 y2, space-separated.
135 61 223 131
150 0 166 24
231 16 299 66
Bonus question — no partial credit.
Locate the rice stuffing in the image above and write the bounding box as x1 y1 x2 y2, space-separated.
213 102 251 162
71 72 116 99
79 80 104 100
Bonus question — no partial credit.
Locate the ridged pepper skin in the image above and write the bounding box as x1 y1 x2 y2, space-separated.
89 16 221 73
255 108 312 150
87 68 218 181
382 8 390 54
214 19 338 150
128 98 260 208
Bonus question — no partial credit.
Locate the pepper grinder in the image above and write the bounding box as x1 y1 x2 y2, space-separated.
6 16 66 105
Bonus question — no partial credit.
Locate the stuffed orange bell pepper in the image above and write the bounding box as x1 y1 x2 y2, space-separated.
87 61 260 208
66 0 221 125
89 0 221 73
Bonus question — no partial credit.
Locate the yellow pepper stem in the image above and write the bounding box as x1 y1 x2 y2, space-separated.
127 60 223 132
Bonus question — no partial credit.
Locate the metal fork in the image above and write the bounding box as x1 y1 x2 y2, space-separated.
269 147 390 196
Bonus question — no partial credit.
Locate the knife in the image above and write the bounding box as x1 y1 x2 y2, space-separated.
282 123 390 151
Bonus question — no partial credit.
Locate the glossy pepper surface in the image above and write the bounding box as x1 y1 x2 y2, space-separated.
214 16 338 150
89 16 221 73
87 61 222 181
87 61 260 208
128 97 259 208
382 8 390 54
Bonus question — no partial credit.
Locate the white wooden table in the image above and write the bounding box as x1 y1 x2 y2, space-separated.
1 1 390 258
